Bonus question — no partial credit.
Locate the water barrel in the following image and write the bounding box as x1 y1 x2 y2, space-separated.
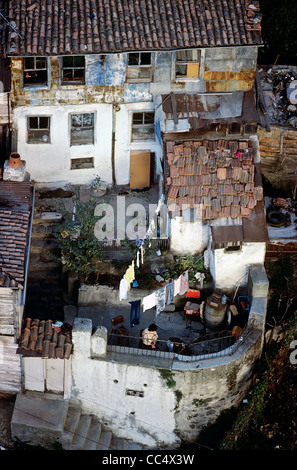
204 296 227 331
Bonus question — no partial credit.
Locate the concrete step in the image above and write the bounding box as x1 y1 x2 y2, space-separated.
11 392 114 451
83 420 102 450
72 414 92 448
97 430 113 451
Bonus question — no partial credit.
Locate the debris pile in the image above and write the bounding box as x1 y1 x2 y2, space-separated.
259 66 297 128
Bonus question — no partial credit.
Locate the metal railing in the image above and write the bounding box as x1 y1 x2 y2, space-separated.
107 321 254 363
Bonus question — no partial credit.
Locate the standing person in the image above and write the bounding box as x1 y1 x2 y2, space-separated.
142 324 158 349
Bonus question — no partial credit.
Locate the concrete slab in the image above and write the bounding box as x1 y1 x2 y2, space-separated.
11 392 68 431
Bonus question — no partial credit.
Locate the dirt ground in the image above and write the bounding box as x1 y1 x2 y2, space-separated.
0 393 16 450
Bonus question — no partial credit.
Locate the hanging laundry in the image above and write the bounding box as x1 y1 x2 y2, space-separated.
142 292 156 312
119 278 128 301
155 287 166 316
166 281 174 305
129 300 141 327
179 270 189 296
136 249 140 268
174 278 180 296
140 245 144 264
124 260 135 289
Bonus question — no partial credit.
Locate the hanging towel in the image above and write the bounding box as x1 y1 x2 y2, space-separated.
166 281 174 305
142 292 156 312
129 300 141 327
119 278 128 301
179 270 189 296
174 278 180 296
155 287 166 316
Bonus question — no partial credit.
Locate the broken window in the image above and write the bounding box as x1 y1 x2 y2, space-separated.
131 112 155 141
23 57 48 86
27 116 50 143
71 157 94 170
126 52 152 82
62 56 85 84
175 50 200 79
70 113 94 145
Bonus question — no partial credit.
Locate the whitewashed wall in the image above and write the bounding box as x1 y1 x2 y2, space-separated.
12 101 162 187
169 217 210 255
207 241 267 293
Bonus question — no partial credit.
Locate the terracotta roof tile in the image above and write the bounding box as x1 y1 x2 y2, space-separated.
166 139 263 221
18 318 73 359
3 0 262 56
0 182 33 288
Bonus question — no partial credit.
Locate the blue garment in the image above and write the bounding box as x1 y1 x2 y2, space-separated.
129 300 141 327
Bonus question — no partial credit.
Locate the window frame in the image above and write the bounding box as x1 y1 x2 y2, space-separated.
126 52 152 83
27 115 51 144
23 56 48 87
131 111 155 142
175 49 200 80
70 112 95 146
61 55 85 85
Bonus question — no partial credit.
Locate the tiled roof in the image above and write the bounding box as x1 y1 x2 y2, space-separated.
18 318 73 359
5 0 262 56
0 181 33 288
165 139 263 220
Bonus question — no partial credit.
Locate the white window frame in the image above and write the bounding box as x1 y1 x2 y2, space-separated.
27 116 51 144
175 49 201 80
131 111 155 142
126 52 152 83
61 56 85 85
70 112 95 146
23 57 48 87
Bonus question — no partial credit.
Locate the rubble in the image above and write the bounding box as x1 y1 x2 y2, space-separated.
258 66 297 128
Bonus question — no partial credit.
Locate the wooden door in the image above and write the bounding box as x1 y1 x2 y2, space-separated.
130 150 151 188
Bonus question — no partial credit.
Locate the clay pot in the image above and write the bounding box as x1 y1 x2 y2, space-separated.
8 152 23 169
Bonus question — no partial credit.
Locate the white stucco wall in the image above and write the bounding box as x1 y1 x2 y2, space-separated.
169 217 210 255
113 102 162 186
13 101 162 187
69 318 263 448
208 241 267 293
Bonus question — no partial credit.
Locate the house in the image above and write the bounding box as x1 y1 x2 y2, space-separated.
0 0 267 291
0 1 272 449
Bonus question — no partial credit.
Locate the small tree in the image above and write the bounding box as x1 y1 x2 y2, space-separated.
53 186 105 282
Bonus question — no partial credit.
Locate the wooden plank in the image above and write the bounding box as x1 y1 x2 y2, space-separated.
0 335 22 393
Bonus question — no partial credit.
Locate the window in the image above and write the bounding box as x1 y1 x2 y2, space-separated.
71 157 94 170
70 113 94 145
131 112 155 141
27 116 50 143
175 50 200 79
62 56 85 84
23 57 48 86
127 53 151 82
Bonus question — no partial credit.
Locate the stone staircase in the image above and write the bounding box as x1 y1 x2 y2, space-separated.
61 402 113 450
11 392 113 450
25 208 65 321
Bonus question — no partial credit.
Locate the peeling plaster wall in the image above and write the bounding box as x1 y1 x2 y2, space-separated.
9 46 258 186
